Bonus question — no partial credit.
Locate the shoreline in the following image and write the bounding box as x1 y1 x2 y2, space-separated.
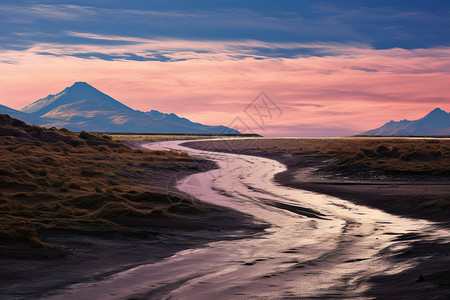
3 134 449 298
182 140 450 227
181 140 450 297
0 139 266 299
259 150 450 298
271 152 449 226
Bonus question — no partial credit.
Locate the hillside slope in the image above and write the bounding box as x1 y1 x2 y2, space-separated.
361 108 450 136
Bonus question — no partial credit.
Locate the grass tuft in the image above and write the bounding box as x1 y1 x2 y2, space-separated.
0 114 200 256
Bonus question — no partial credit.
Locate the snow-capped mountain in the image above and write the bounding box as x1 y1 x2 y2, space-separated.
361 108 450 136
22 82 132 116
1 82 239 134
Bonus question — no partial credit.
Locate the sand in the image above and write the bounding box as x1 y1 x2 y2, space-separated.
48 139 449 299
0 142 265 299
182 139 450 298
2 138 449 299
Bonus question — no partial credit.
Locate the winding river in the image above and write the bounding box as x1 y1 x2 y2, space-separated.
48 140 450 299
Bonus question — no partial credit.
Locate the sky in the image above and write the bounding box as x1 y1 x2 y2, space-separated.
0 0 449 137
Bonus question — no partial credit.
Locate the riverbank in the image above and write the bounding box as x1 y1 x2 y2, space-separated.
183 138 450 226
182 138 450 297
0 115 265 299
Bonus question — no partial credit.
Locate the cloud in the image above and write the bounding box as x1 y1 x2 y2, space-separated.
0 4 93 22
36 51 177 62
28 5 94 20
1 1 448 54
0 0 449 136
5 32 375 63
20 32 450 70
291 103 323 108
1 37 449 137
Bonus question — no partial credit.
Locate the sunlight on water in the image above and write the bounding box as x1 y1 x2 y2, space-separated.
47 140 450 300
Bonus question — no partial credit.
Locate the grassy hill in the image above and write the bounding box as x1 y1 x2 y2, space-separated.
0 114 203 257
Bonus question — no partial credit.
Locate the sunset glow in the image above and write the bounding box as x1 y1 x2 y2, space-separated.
1 1 449 136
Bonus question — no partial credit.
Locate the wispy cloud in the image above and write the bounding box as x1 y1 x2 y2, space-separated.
0 36 449 136
7 32 374 62
28 5 95 20
292 103 324 108
0 4 93 22
0 1 449 136
1 1 448 53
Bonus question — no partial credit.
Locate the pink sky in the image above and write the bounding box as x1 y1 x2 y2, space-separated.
0 38 449 136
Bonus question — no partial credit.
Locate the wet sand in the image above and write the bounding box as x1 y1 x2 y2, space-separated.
0 154 264 300
240 151 450 299
183 139 450 225
39 140 450 299
268 152 449 225
182 139 450 298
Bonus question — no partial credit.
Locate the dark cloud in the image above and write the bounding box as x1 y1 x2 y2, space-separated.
36 51 177 62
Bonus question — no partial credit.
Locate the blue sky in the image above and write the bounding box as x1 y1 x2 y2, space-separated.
1 0 449 54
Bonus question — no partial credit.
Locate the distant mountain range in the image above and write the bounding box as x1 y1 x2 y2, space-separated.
0 82 240 134
361 108 450 136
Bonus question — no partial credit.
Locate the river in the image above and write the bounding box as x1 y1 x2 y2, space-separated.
48 140 450 299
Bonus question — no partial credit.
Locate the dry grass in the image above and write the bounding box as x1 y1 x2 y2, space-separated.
188 137 450 174
111 134 219 142
185 138 450 211
0 114 200 254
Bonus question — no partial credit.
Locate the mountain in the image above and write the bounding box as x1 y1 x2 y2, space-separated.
145 110 209 127
0 103 54 126
361 108 450 136
22 82 132 116
7 82 239 134
0 103 25 117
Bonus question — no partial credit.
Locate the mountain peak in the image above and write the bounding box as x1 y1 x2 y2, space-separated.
361 108 450 136
70 81 91 88
426 107 448 117
11 83 241 134
21 82 132 115
67 82 101 94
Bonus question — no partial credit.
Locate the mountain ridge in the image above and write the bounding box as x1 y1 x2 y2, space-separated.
0 82 240 134
21 82 133 116
361 108 450 136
